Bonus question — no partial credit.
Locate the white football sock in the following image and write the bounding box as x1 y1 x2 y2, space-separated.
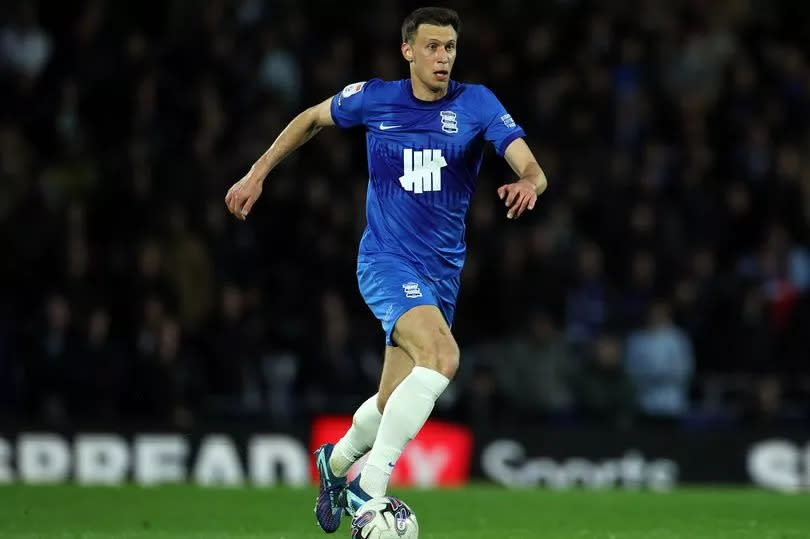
329 394 382 477
360 366 450 497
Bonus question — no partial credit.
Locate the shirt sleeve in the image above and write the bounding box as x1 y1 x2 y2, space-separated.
330 80 376 129
478 85 526 156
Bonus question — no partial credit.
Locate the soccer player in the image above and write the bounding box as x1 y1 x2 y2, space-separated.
225 6 547 532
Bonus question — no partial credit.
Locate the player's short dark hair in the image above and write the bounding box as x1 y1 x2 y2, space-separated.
401 7 461 44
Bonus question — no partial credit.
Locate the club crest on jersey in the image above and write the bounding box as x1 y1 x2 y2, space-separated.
341 81 366 98
402 282 423 298
440 110 458 133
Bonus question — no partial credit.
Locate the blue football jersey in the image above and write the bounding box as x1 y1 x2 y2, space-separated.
330 78 525 280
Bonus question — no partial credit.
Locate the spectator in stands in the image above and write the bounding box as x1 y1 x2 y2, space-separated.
576 332 636 429
29 293 77 425
75 305 126 420
566 241 612 351
625 301 694 423
495 310 576 421
0 3 52 86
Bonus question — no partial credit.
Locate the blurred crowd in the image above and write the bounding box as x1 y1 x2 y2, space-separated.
1 0 809 430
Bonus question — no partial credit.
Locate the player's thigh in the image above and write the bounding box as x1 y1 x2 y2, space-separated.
392 305 459 379
357 257 438 347
377 346 414 412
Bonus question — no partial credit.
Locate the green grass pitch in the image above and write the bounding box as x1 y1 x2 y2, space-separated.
0 485 807 538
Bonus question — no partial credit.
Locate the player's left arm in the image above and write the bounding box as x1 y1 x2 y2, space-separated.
498 138 548 219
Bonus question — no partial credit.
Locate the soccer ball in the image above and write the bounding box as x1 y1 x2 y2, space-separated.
350 496 419 539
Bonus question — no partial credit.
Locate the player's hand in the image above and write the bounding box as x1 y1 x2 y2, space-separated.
497 179 539 219
225 172 263 221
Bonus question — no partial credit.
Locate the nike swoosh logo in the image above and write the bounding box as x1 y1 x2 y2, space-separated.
379 122 402 130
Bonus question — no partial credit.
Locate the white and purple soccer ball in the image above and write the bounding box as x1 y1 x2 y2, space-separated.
350 496 419 539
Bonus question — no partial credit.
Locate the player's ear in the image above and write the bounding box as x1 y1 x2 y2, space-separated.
401 42 413 63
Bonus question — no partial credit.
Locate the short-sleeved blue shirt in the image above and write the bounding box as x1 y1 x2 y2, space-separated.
331 78 525 281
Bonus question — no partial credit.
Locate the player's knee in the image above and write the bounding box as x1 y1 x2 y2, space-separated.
436 339 459 379
412 337 459 380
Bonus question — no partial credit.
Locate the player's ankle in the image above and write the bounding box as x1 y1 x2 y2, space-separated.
359 464 389 498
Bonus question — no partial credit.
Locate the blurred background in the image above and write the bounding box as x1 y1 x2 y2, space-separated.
1 0 809 440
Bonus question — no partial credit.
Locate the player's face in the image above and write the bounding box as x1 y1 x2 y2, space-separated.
403 24 457 93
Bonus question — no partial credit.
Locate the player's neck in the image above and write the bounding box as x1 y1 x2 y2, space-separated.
409 77 448 102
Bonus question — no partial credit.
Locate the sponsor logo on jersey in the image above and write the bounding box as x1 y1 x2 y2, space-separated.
501 113 516 128
399 149 447 193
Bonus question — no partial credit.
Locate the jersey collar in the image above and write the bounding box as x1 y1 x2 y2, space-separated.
404 78 458 106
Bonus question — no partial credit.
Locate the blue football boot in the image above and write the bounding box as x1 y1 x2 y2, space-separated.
314 443 346 533
339 474 373 517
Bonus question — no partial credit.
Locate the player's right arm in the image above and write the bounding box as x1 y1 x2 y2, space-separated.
225 97 335 221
